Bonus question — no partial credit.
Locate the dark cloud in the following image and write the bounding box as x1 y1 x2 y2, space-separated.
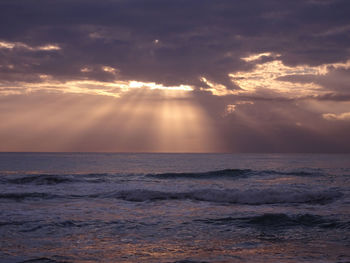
1 0 350 87
1 0 350 152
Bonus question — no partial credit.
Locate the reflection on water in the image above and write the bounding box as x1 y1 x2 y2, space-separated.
0 153 349 262
2 199 349 262
2 226 348 263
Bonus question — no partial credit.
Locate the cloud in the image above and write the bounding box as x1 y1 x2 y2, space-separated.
1 0 350 89
323 112 350 121
0 0 350 152
0 77 193 97
0 40 60 51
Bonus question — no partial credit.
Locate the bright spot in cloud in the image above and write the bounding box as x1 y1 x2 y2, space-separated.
0 77 194 98
241 52 277 62
224 101 254 116
0 41 16 49
236 101 254 105
225 104 236 114
0 40 60 51
229 54 350 97
39 74 50 79
81 67 92 73
128 81 193 91
37 45 61 51
323 112 350 121
102 66 118 73
200 53 350 97
230 60 322 94
200 77 237 96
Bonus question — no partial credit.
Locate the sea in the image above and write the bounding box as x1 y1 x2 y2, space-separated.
0 153 349 263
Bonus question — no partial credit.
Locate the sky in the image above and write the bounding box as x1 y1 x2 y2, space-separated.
0 0 350 153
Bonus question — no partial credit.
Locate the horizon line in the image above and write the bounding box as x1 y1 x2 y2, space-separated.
0 151 349 155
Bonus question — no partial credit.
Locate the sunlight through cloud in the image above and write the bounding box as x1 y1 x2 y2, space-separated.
229 54 350 97
0 40 60 51
241 52 277 62
0 77 194 98
199 77 237 96
323 112 350 121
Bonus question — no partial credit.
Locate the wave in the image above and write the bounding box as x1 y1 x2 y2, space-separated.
146 169 324 179
0 169 325 186
0 192 101 201
1 188 341 204
109 188 342 205
0 170 252 185
16 219 155 234
0 192 58 201
196 213 350 229
263 170 322 176
19 220 115 233
146 169 253 179
6 174 76 185
19 220 88 233
18 257 71 263
0 220 35 227
0 173 110 185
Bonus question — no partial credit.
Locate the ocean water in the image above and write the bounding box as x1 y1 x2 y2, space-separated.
0 153 349 263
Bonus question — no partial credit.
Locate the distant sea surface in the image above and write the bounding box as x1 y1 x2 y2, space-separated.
0 153 349 263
